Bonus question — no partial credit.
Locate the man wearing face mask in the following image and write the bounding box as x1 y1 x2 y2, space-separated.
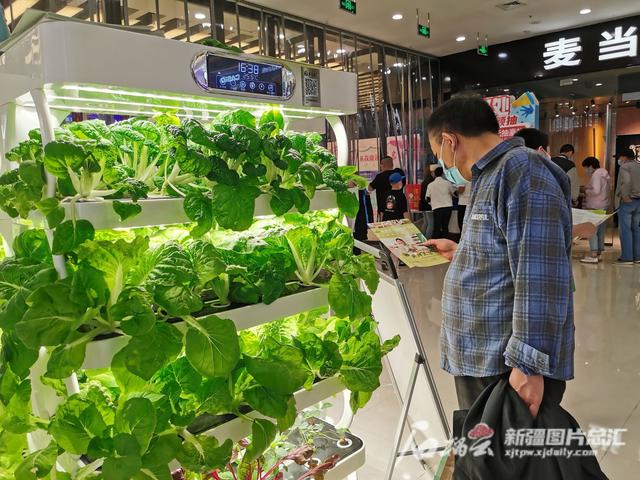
425 97 574 419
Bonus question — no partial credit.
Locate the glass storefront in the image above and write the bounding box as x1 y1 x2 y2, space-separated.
2 0 441 181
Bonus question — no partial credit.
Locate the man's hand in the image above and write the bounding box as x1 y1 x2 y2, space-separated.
509 368 544 418
573 222 597 239
424 239 458 261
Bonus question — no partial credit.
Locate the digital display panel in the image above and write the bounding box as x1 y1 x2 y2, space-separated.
206 55 284 97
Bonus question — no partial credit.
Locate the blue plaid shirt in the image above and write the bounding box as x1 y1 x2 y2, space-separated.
441 137 575 381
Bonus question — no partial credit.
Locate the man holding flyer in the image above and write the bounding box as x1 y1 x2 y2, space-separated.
424 96 575 418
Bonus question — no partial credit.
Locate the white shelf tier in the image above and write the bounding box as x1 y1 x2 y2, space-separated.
82 287 329 370
203 376 346 443
50 190 339 230
325 442 366 480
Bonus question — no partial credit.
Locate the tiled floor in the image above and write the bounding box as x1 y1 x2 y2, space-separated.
348 236 640 479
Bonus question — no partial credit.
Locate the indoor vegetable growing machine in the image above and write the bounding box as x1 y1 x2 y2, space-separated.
0 11 395 480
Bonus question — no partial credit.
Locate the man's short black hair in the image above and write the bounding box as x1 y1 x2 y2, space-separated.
381 155 393 164
427 96 499 140
582 157 600 169
434 167 444 177
560 144 575 154
514 128 549 151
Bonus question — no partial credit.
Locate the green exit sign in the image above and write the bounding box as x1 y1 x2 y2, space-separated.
477 44 489 56
340 0 356 14
418 24 430 38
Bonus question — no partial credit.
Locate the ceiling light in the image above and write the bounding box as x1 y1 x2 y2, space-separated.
202 22 211 28
595 82 603 86
498 52 508 59
393 62 404 68
572 78 579 81
194 12 206 20
444 76 451 82
579 8 592 15
229 26 233 31
279 33 284 39
503 88 510 92
456 35 466 42
421 76 427 80
392 13 403 20
336 48 346 54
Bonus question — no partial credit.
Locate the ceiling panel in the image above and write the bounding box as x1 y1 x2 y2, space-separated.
247 0 640 57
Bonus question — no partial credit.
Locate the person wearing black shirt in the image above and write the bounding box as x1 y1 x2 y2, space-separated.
381 172 409 221
551 143 580 204
419 168 435 211
368 156 406 220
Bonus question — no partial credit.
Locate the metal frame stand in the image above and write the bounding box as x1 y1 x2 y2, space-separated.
354 240 451 480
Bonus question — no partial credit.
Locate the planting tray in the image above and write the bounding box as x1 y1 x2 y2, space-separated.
81 286 328 370
281 417 365 480
26 190 340 231
191 377 346 442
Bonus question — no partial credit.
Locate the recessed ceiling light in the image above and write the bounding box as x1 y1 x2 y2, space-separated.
392 13 403 20
595 82 603 86
393 62 404 68
498 52 508 59
202 22 211 28
421 76 427 80
456 35 466 42
336 48 346 54
279 33 284 39
194 12 206 20
579 8 592 15
503 88 510 92
572 78 579 81
444 76 451 82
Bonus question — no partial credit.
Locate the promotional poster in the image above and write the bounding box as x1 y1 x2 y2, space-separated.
368 219 449 268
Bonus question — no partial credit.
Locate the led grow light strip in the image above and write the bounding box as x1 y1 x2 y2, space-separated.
47 95 228 115
21 101 314 120
58 85 345 116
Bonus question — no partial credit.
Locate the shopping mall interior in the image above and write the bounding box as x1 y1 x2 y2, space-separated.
1 1 639 479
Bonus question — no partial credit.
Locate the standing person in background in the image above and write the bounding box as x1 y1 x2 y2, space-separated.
368 156 406 221
515 127 597 240
419 167 435 211
615 148 640 265
551 144 580 205
457 181 471 232
580 157 610 264
381 172 409 221
425 167 456 239
0 0 10 43
514 127 551 158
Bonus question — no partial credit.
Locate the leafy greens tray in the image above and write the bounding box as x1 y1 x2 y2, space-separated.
0 109 398 480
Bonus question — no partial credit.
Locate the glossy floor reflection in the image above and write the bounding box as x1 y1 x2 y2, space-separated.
349 238 640 479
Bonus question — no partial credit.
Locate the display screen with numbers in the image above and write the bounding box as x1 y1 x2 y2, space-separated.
206 55 284 97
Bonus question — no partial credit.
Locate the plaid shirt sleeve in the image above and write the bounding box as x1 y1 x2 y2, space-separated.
498 159 573 377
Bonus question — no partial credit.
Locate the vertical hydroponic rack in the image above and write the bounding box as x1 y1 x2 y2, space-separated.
0 13 395 479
